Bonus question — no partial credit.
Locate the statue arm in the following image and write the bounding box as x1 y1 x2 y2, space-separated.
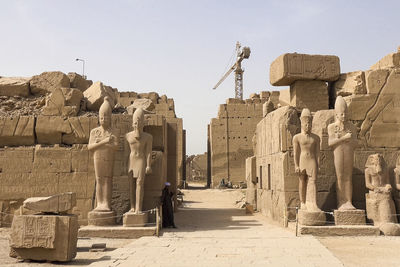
293 136 300 172
327 125 349 147
395 168 400 190
364 170 374 191
315 135 321 168
88 130 109 151
145 135 153 174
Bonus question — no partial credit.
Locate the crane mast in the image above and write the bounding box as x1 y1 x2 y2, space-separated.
213 42 251 100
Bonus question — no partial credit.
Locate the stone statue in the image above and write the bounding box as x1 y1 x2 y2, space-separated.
328 96 358 211
293 109 321 212
125 108 153 215
394 155 400 192
87 97 119 225
365 154 399 235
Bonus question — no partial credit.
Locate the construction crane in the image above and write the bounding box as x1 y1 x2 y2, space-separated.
213 42 251 100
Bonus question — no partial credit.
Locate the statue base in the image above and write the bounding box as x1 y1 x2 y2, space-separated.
298 210 326 226
123 212 148 227
88 210 116 226
334 209 366 225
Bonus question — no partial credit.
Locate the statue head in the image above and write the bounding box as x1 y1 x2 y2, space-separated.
132 107 145 136
300 108 312 134
365 153 386 175
334 96 348 123
99 96 112 128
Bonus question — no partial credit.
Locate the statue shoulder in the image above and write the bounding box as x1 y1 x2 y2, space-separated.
90 127 101 136
311 133 320 142
327 123 336 134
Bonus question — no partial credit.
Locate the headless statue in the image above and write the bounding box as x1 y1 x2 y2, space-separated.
126 108 152 214
293 108 321 212
88 97 119 212
328 96 358 211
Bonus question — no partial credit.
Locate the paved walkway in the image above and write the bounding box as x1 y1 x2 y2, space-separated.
90 188 343 267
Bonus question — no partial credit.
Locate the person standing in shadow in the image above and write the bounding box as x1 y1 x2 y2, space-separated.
161 182 176 228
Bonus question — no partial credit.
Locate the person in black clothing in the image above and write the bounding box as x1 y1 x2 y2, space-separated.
161 182 176 228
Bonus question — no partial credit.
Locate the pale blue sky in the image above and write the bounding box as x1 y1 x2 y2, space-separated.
1 0 399 155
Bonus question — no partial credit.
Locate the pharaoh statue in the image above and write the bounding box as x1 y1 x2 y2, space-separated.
87 96 119 225
365 154 399 235
292 109 325 225
328 96 358 211
123 108 153 226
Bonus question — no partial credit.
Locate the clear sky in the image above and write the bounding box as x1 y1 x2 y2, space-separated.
1 0 399 155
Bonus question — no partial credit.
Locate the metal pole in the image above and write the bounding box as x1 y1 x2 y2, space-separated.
295 207 299 237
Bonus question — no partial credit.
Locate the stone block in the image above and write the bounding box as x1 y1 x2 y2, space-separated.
71 147 89 172
35 116 72 144
88 210 115 226
0 77 30 97
33 146 71 173
62 117 92 144
334 209 366 225
63 87 83 110
298 210 326 226
334 71 366 96
270 53 340 86
311 110 335 150
365 69 389 94
68 72 91 92
10 215 78 262
0 148 34 173
290 80 329 112
84 81 116 111
127 98 155 114
42 88 78 117
30 71 70 96
23 192 76 213
123 212 148 227
370 51 400 70
344 94 377 121
0 116 35 147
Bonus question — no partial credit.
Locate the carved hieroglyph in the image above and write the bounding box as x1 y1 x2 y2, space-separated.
328 96 358 211
126 108 153 214
88 96 119 213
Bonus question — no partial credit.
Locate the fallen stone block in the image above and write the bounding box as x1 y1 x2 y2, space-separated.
0 77 30 97
84 81 116 111
10 214 78 262
23 192 76 213
30 71 70 96
41 88 78 117
127 98 155 114
63 87 83 111
270 53 340 86
68 72 91 92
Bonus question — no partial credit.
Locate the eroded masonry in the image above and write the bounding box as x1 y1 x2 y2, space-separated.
0 71 185 228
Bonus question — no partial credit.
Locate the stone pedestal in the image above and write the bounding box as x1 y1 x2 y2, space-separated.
88 210 116 226
123 212 148 227
334 209 366 225
298 210 326 226
10 215 78 262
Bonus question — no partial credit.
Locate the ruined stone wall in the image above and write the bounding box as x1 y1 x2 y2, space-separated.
186 153 207 182
209 93 278 187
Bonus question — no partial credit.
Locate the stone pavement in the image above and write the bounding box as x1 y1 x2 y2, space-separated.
90 188 343 267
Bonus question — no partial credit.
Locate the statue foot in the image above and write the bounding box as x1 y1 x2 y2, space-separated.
338 202 356 211
300 202 307 211
93 206 111 212
129 208 136 213
306 202 321 212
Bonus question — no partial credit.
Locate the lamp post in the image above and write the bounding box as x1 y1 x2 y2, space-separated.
75 58 86 79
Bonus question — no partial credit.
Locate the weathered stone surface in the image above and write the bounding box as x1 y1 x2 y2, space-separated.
334 71 366 96
23 192 76 213
10 215 78 262
62 87 83 111
311 110 335 150
0 77 30 97
148 92 159 104
68 72 91 92
35 116 72 144
278 88 290 106
334 209 366 225
84 81 116 111
299 225 380 236
290 80 328 111
41 88 78 117
30 71 70 96
298 210 326 226
88 210 116 226
344 94 376 121
270 53 340 86
0 116 35 147
127 98 155 115
370 51 400 70
379 223 400 236
123 212 148 227
62 116 94 144
78 225 156 238
226 98 245 104
245 156 257 207
365 69 389 94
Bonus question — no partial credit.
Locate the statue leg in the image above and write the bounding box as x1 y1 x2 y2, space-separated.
299 173 307 209
129 175 137 212
306 173 321 212
105 176 112 210
135 177 145 214
94 176 106 211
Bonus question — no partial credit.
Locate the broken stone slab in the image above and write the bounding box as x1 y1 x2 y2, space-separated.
62 87 83 111
370 48 400 70
41 88 78 117
83 81 116 111
126 98 155 114
270 53 340 86
10 214 78 262
30 71 70 96
68 72 92 92
0 116 35 146
23 192 76 213
0 77 31 97
334 71 366 96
